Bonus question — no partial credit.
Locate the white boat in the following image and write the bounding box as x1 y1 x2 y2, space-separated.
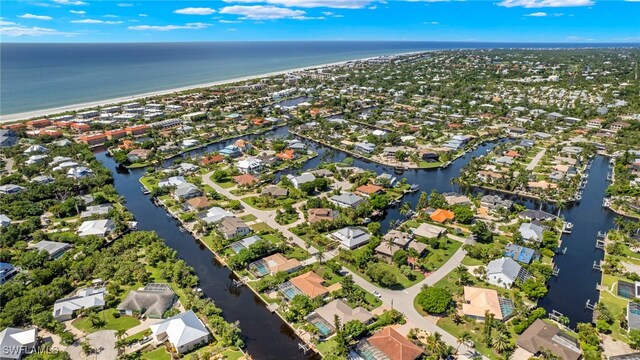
362 217 371 224
408 184 420 192
562 222 573 233
575 194 582 201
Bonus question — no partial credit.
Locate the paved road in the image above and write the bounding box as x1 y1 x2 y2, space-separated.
526 149 546 171
342 236 483 359
202 171 319 255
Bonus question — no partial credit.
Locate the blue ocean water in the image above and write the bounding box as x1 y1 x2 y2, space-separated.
0 41 634 115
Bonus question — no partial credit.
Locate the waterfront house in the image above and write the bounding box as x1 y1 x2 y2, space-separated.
0 327 37 360
0 262 19 285
158 176 187 188
516 319 581 360
53 287 106 321
276 149 296 160
376 173 397 187
444 193 472 207
357 326 423 360
261 186 288 198
80 204 113 218
77 219 115 237
628 303 640 331
251 253 301 276
31 241 72 259
229 235 261 253
504 244 539 264
198 207 233 225
518 222 545 243
330 192 365 209
173 182 202 200
150 310 210 354
308 208 338 223
26 119 51 128
481 195 513 211
355 184 384 198
127 149 151 162
519 209 556 221
311 299 373 333
430 209 455 223
354 141 376 154
288 172 316 189
219 217 250 239
287 271 329 299
117 283 177 318
330 227 371 249
462 286 512 321
186 197 214 211
236 157 263 174
219 145 242 158
486 257 532 289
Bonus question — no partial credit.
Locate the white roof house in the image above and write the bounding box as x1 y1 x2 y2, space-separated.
486 257 528 289
150 310 210 354
0 327 37 359
198 207 233 224
0 214 11 227
330 227 371 249
329 192 365 209
518 223 545 243
53 288 106 321
31 241 72 259
236 157 263 174
67 166 92 179
24 144 48 154
77 219 116 237
0 185 25 195
288 172 316 189
158 176 187 188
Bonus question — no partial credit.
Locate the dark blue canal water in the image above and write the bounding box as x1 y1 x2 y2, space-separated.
95 126 617 357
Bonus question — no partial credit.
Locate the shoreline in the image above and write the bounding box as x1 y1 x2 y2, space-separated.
0 51 425 123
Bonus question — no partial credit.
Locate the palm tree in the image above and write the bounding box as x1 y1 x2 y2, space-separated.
400 202 412 217
491 331 511 353
456 331 472 354
115 329 127 341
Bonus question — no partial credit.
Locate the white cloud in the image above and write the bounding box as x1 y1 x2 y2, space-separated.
423 21 439 24
219 19 242 23
174 7 216 15
525 11 547 15
222 0 376 9
497 0 593 7
138 14 148 17
71 19 123 24
69 10 86 14
18 13 53 20
117 3 134 7
0 25 74 36
220 5 311 19
52 0 87 5
128 22 210 31
0 19 17 26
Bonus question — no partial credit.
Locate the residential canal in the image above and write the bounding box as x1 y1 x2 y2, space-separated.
538 155 615 326
96 125 618 355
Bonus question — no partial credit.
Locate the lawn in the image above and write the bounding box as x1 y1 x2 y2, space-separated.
123 329 151 345
342 260 425 289
241 214 258 222
600 274 632 342
72 309 140 334
221 349 245 360
262 234 281 244
437 317 501 360
316 338 337 355
421 239 462 271
250 222 274 233
141 348 171 360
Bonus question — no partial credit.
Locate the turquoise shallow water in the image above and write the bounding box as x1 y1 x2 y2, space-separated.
2 41 633 115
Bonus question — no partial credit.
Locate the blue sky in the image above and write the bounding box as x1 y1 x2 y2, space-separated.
1 0 639 43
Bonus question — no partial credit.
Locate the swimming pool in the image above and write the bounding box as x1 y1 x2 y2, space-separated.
499 297 514 319
310 317 333 337
250 260 270 277
230 243 246 253
279 282 303 300
618 281 635 299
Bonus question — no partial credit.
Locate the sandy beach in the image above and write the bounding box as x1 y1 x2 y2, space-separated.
0 51 423 124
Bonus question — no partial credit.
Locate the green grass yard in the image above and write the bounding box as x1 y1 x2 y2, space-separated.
72 309 140 334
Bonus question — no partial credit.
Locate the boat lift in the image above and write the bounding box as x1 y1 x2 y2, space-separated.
585 299 596 311
552 265 560 277
593 260 602 271
549 310 563 322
